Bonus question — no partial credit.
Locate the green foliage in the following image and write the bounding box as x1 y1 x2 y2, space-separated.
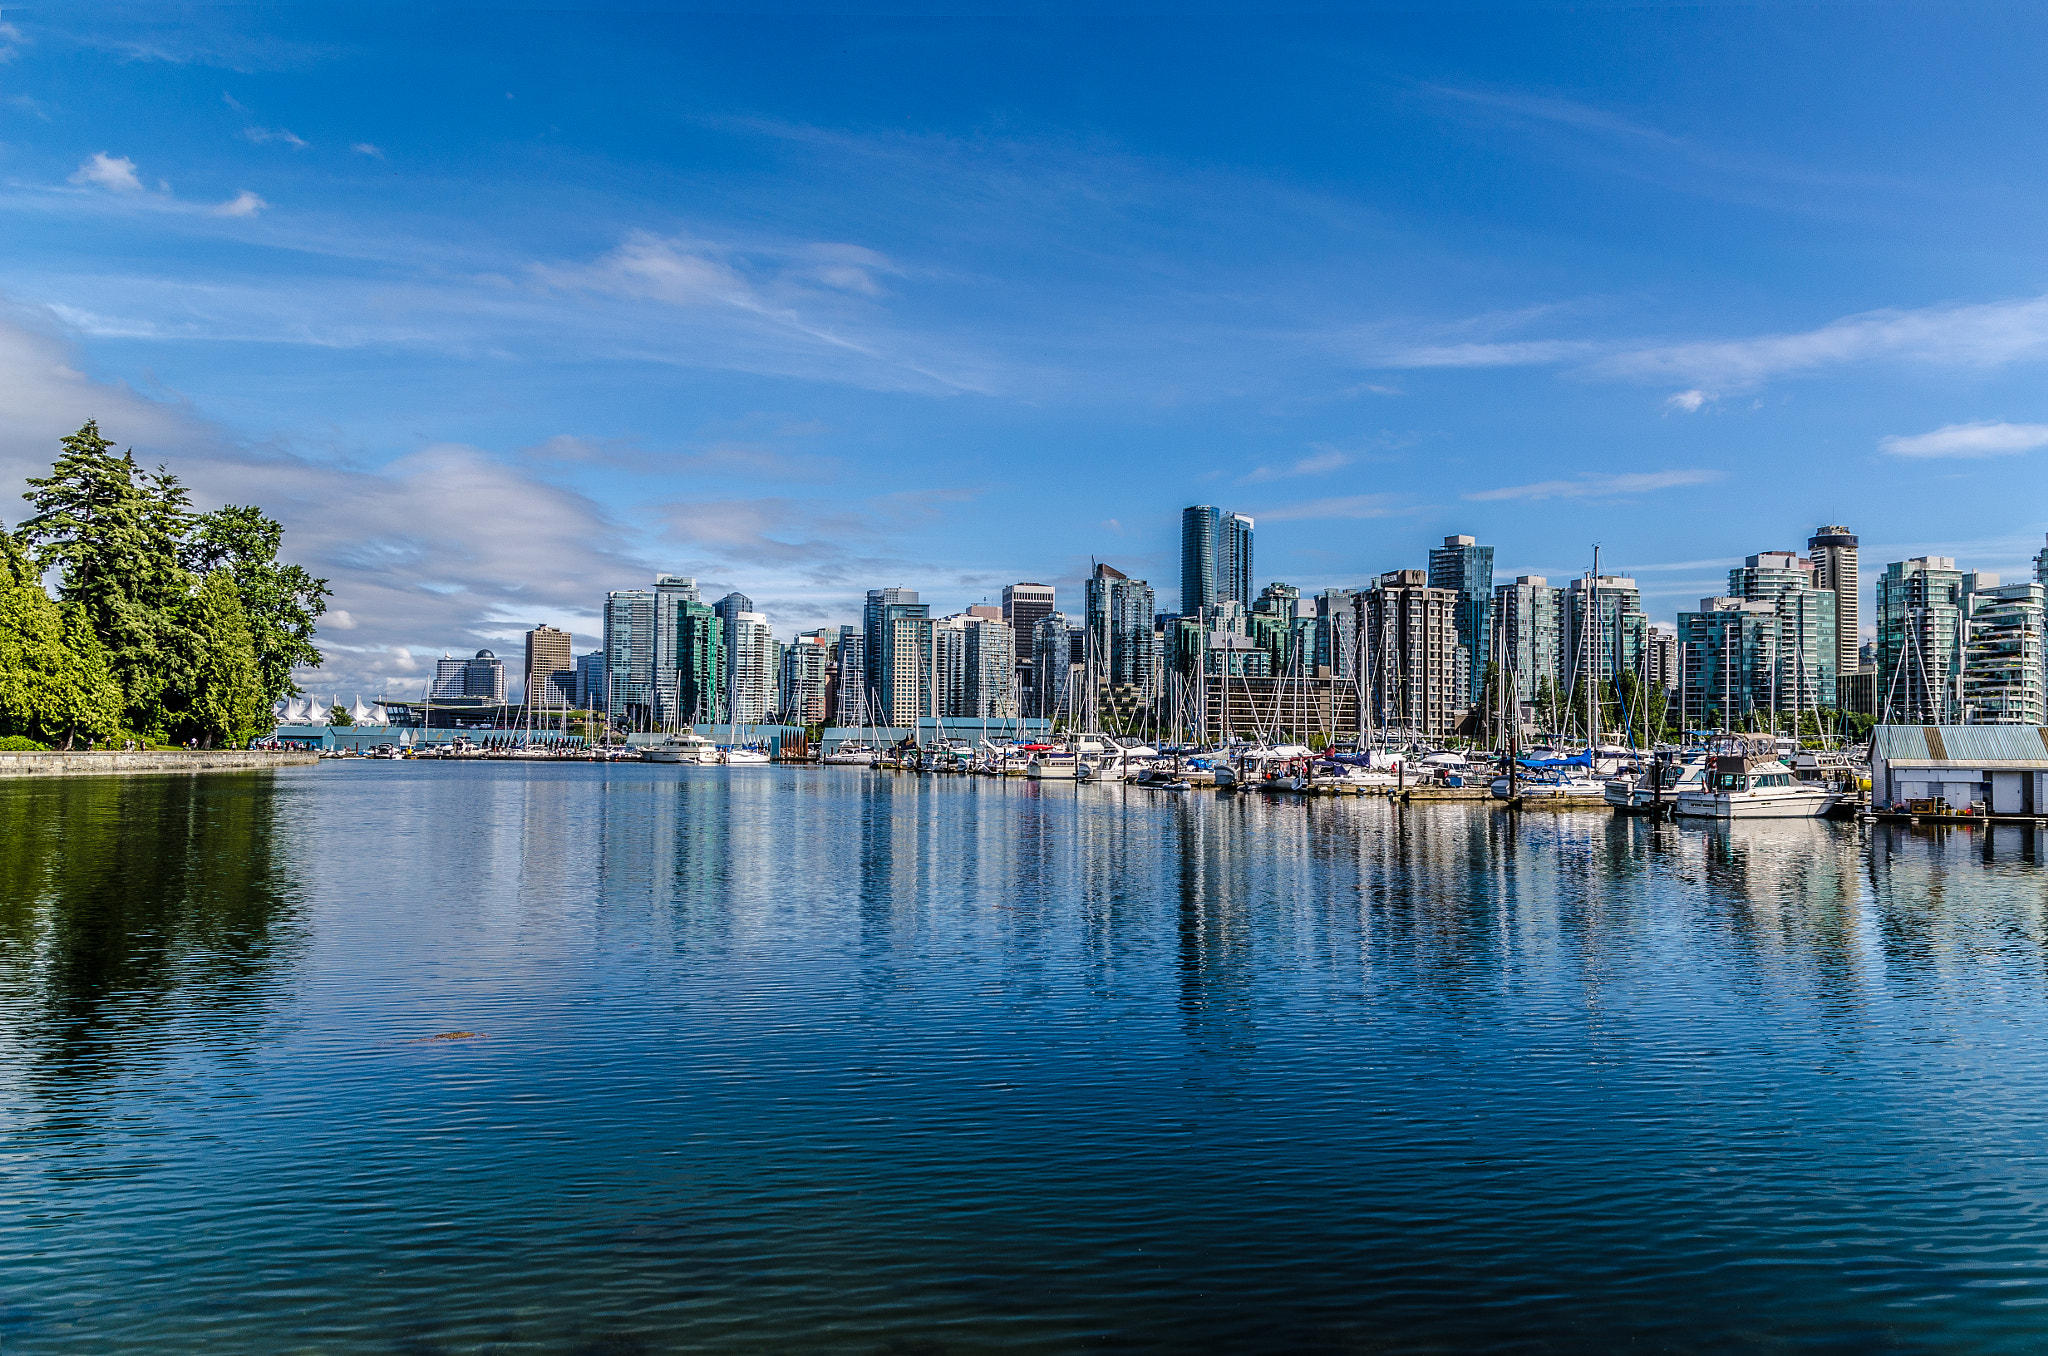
0 735 48 751
14 420 327 746
329 703 352 726
183 570 269 749
183 504 329 704
0 532 124 748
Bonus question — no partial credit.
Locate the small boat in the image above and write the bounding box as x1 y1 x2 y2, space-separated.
821 743 874 766
1492 769 1608 800
1605 753 1707 810
721 745 772 765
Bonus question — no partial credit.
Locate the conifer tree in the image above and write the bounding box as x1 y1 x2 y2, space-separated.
184 569 267 748
0 532 123 747
183 503 329 704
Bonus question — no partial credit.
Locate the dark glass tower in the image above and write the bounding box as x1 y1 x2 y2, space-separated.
1428 534 1495 703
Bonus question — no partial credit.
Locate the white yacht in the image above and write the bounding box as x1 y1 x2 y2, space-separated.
721 745 772 765
1676 747 1840 819
641 732 720 764
821 742 875 766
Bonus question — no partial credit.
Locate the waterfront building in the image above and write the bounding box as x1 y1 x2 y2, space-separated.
1085 563 1159 702
726 610 777 724
1677 599 1776 730
1646 624 1679 690
575 650 607 711
431 652 468 700
1493 575 1565 702
1727 551 1838 711
1358 570 1464 738
1032 611 1082 719
603 586 658 723
934 613 1018 719
1314 588 1357 679
779 632 830 726
523 623 574 709
1563 574 1648 696
1428 534 1494 703
646 575 723 728
1179 505 1254 612
1807 526 1861 681
1875 557 1972 724
864 588 933 728
833 628 869 726
1963 581 2048 725
455 649 506 703
1002 582 1055 717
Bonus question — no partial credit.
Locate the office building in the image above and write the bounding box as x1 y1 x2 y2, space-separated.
1032 612 1084 719
1964 581 2048 725
1428 535 1494 703
1314 588 1357 679
1358 570 1464 737
1807 526 1860 681
1493 576 1565 699
1875 557 1972 725
1646 624 1679 690
1002 583 1055 715
523 623 574 709
934 613 1018 719
1220 512 1254 606
647 576 723 727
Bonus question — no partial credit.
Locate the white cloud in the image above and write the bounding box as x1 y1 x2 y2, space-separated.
1664 388 1709 413
1239 448 1351 484
69 152 145 194
212 190 267 217
1879 421 2048 459
1255 494 1405 521
0 21 24 62
243 125 308 150
1596 294 2048 390
351 142 384 159
1464 469 1721 502
1381 339 1599 369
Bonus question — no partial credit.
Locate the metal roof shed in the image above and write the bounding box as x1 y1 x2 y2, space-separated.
1870 725 2048 814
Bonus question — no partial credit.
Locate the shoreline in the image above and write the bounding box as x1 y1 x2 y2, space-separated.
0 749 320 778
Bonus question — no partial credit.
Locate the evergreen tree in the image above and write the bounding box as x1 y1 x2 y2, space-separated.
183 504 329 704
17 422 195 736
0 532 123 747
183 569 267 748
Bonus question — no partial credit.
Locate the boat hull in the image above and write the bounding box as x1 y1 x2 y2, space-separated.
1674 790 1837 819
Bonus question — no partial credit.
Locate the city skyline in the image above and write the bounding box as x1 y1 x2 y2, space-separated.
5 10 2048 700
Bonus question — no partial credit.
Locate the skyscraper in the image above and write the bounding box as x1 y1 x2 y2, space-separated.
1807 526 1860 681
603 587 656 723
1564 574 1648 694
523 623 573 709
1180 505 1221 613
653 575 718 726
1358 570 1463 737
726 610 776 724
1727 551 1837 710
1964 582 2047 725
1181 505 1254 613
1085 563 1159 699
1493 576 1564 698
1875 557 1971 724
1428 534 1494 702
1002 582 1054 712
864 587 932 728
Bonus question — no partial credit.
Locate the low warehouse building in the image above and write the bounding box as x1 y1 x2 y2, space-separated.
1870 725 2048 815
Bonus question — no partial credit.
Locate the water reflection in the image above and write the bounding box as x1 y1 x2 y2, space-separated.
0 771 306 1083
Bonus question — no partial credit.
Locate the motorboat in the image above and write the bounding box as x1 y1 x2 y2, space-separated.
1605 753 1708 810
1676 740 1841 819
1027 748 1081 779
641 732 720 764
822 742 874 766
1492 768 1608 800
721 745 772 765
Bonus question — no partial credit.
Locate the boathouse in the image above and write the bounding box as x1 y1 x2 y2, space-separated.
1870 725 2048 814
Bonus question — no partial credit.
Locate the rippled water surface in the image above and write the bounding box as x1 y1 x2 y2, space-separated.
7 763 2048 1353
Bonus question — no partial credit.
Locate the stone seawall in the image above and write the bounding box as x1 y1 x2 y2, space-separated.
0 749 321 778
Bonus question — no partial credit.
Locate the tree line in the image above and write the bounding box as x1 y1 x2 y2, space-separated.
0 420 331 750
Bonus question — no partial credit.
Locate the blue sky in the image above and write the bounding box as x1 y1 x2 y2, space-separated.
4 5 2048 698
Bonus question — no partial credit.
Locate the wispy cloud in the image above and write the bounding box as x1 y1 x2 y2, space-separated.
351 142 384 159
0 21 26 63
1255 493 1406 522
243 125 308 150
1239 448 1351 484
1880 421 2048 459
68 152 145 193
1664 388 1709 413
1464 469 1720 502
1380 338 1599 369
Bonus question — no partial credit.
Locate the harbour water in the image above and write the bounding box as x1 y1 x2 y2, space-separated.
6 763 2048 1353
